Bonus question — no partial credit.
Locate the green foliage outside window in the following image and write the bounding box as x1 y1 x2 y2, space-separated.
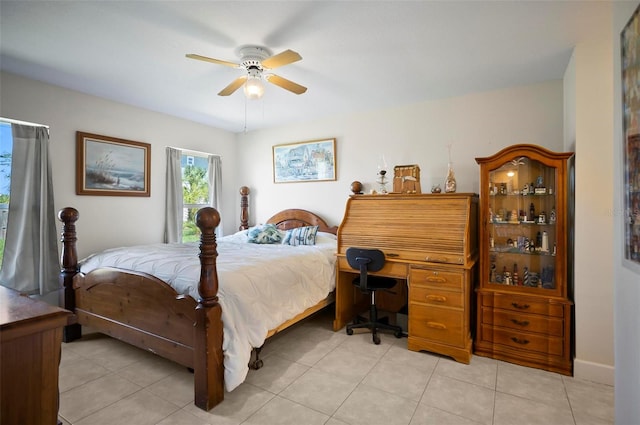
182 161 209 243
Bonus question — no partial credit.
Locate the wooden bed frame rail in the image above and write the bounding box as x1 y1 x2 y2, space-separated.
58 206 225 410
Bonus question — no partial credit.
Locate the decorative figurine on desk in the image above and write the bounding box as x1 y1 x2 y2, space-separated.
393 164 422 194
444 144 457 193
431 184 442 193
445 164 457 193
376 155 388 194
350 181 363 195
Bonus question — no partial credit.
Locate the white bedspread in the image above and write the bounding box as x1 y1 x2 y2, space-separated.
79 230 337 391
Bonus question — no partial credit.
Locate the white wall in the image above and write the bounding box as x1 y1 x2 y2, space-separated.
237 75 620 388
565 36 616 386
236 81 564 228
0 71 238 259
614 2 640 422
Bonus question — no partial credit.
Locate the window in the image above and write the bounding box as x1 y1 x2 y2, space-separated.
181 153 209 242
0 123 12 267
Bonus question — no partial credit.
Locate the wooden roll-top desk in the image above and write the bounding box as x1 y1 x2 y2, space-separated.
334 193 478 363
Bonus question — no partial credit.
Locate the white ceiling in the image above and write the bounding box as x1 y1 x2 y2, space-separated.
0 1 611 133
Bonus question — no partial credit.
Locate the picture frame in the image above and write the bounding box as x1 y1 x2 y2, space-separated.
272 138 336 183
621 7 640 269
76 131 151 196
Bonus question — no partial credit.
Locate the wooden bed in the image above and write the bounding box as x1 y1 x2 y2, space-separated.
58 191 337 411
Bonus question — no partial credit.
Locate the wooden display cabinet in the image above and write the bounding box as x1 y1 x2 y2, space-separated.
474 144 574 375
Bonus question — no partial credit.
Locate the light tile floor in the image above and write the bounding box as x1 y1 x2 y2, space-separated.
58 308 614 425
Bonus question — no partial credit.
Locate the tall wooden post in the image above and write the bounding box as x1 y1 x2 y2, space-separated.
193 207 224 410
239 186 250 230
58 207 82 342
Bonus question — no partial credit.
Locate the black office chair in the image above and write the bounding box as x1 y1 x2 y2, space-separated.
345 247 404 344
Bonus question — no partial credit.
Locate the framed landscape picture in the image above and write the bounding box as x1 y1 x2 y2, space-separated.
76 131 151 196
272 138 336 183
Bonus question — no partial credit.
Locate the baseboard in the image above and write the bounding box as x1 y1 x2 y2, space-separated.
573 358 615 386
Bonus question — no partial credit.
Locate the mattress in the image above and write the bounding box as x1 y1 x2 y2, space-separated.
79 230 337 391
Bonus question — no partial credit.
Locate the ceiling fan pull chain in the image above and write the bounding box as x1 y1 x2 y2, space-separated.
244 96 248 133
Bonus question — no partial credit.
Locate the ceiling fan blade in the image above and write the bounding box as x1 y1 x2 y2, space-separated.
186 53 239 68
261 49 302 69
265 74 307 95
218 76 247 96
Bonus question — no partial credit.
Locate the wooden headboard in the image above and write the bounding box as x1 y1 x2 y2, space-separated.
267 209 338 235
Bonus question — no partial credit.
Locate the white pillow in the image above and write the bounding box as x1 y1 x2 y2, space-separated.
283 225 319 246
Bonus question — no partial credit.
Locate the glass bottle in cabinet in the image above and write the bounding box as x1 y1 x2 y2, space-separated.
475 144 574 376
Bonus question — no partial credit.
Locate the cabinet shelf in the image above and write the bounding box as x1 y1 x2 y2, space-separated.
489 193 554 197
489 247 555 256
489 221 555 226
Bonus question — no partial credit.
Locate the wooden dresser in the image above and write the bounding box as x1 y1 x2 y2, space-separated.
334 193 478 363
0 286 72 424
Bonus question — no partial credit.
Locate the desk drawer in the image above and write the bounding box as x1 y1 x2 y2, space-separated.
337 257 408 279
409 304 464 347
480 325 564 356
411 286 464 308
482 294 565 318
481 307 564 337
410 268 463 291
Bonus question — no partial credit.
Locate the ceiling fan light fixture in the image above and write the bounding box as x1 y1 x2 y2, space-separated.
243 66 264 100
244 76 265 100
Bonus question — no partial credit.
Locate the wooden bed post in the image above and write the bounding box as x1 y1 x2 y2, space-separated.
58 207 82 342
239 186 250 231
193 207 225 410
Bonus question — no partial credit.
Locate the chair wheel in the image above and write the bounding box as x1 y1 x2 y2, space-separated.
394 330 404 338
254 359 264 369
373 334 381 345
346 328 353 335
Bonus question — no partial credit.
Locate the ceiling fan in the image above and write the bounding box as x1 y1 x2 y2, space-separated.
186 45 307 99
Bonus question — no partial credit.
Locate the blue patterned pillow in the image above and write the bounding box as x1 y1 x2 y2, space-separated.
247 224 282 244
283 225 319 246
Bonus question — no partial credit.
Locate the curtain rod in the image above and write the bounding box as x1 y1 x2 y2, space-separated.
167 146 220 158
0 117 49 129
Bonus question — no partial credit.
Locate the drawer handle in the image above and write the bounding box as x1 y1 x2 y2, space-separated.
426 295 447 303
426 276 447 283
511 302 530 310
510 319 530 327
386 253 399 258
425 256 448 263
511 337 530 345
426 322 447 330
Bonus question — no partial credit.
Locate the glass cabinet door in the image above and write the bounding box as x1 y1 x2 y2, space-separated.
487 156 559 292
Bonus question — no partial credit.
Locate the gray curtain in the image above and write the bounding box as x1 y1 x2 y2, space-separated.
0 124 58 295
163 147 183 243
208 155 223 237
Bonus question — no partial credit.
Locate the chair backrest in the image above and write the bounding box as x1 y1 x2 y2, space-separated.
346 247 386 290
